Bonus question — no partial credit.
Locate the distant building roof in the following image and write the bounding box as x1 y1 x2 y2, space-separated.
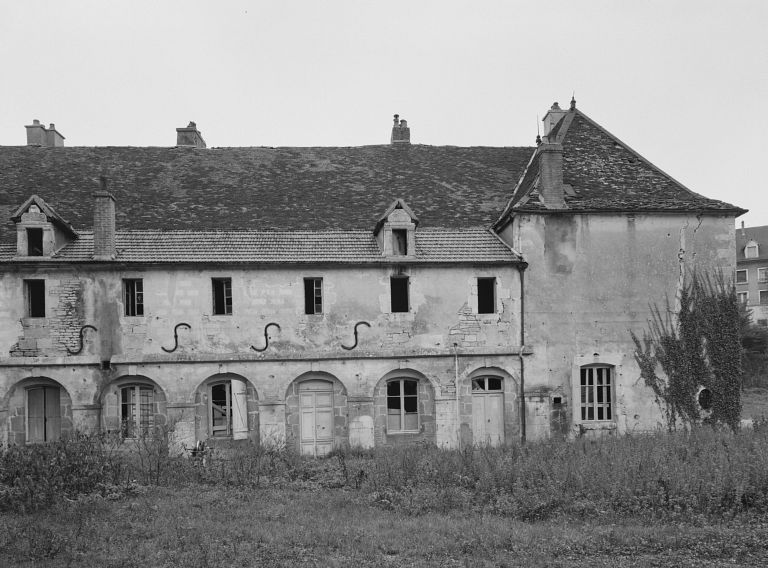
736 225 768 262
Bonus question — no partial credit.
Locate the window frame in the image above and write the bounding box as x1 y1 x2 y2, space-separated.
120 384 155 439
390 276 410 313
760 290 768 306
123 278 144 317
212 277 233 316
304 277 323 315
24 279 46 318
477 277 497 314
392 229 408 256
579 365 613 422
386 378 420 433
737 291 749 304
736 269 748 284
759 268 768 283
746 244 759 259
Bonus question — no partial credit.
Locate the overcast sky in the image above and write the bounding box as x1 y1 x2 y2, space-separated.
1 1 766 226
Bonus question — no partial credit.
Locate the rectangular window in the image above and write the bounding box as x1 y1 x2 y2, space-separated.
759 268 768 283
304 278 323 315
736 269 748 284
760 291 768 305
390 276 409 312
212 278 232 315
759 319 768 327
477 277 496 314
26 228 43 256
387 379 419 432
121 385 154 438
123 279 144 316
580 366 612 421
746 245 759 258
392 229 408 255
737 291 749 304
25 279 45 318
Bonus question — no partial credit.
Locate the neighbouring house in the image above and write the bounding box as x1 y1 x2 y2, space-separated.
0 102 745 452
736 223 768 326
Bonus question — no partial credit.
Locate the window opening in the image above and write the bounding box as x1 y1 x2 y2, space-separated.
759 268 768 283
304 278 323 315
477 277 496 313
746 244 759 258
212 278 232 315
580 366 612 421
737 291 748 304
736 270 748 284
209 382 232 437
25 279 45 318
472 377 503 391
120 385 154 438
123 279 144 316
698 388 713 410
761 291 768 306
27 228 43 256
27 386 61 442
759 319 768 327
392 229 408 255
390 276 409 312
387 378 419 432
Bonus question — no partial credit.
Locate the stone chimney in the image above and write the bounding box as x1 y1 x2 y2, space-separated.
176 121 206 148
538 141 567 209
25 119 65 147
391 114 410 144
93 177 116 260
541 102 567 140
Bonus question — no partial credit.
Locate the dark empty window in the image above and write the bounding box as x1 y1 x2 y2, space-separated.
25 280 45 318
212 278 232 315
392 229 408 255
304 278 323 315
736 270 747 284
123 279 144 316
761 291 768 306
391 276 409 312
477 277 496 313
387 378 419 432
27 228 43 256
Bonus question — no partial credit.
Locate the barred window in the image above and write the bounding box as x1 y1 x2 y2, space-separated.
580 366 612 421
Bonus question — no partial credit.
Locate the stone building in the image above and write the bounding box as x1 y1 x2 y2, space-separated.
735 224 768 325
0 102 744 451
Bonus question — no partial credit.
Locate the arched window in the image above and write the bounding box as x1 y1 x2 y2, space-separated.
579 365 613 421
120 384 154 438
387 378 419 432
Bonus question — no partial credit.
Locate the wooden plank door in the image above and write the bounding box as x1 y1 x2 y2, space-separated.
27 386 61 443
299 381 334 457
471 378 504 446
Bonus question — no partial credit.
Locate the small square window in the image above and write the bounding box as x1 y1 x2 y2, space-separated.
736 270 748 284
390 276 409 312
123 279 144 317
304 278 323 315
477 277 496 314
759 319 768 327
212 278 233 315
25 280 45 318
26 228 43 256
392 229 408 255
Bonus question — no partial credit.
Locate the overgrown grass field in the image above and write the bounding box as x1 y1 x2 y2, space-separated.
3 426 768 566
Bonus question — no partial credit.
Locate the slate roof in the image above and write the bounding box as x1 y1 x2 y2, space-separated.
0 228 519 264
736 225 768 262
0 145 534 243
502 110 745 217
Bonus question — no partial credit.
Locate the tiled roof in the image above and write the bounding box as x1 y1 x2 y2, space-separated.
506 110 744 215
0 145 535 243
736 225 768 262
0 229 520 264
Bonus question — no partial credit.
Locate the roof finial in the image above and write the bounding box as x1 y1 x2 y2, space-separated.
570 92 576 110
536 115 541 145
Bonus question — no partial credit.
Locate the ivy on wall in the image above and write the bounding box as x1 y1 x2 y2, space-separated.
632 272 742 430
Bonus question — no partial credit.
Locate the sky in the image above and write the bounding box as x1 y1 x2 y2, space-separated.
1 0 766 226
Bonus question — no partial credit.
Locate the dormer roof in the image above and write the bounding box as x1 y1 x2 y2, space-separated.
11 194 78 238
374 198 419 235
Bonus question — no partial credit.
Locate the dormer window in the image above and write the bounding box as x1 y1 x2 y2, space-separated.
746 241 759 258
392 229 408 255
27 228 43 256
374 199 418 258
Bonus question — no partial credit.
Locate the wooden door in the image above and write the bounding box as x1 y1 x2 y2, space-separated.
471 377 504 446
299 380 334 457
27 386 61 443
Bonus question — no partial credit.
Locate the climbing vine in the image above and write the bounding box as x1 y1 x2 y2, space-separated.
631 271 742 430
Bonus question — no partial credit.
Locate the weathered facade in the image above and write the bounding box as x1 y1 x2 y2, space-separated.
735 224 768 325
0 103 744 451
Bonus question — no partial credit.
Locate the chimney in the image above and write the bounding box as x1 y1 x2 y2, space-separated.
93 177 116 260
538 141 567 209
390 114 410 144
176 121 207 148
45 123 65 147
541 102 567 140
25 119 65 147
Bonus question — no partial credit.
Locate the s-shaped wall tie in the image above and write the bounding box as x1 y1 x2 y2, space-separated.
341 321 371 351
251 322 281 352
66 325 98 355
162 323 191 353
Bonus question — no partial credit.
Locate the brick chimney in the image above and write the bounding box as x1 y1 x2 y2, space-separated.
25 120 65 147
538 142 567 209
93 177 116 260
541 102 567 140
391 114 410 144
176 121 206 148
